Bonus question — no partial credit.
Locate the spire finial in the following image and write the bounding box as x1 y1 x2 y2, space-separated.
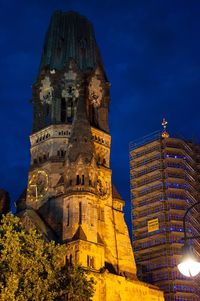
161 118 169 138
162 118 167 130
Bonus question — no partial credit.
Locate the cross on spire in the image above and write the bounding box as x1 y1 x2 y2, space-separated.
161 118 169 138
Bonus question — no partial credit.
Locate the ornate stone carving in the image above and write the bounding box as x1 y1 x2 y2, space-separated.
39 76 53 104
96 175 109 199
62 66 80 105
89 76 102 107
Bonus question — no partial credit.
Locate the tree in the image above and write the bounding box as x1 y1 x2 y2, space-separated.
0 213 94 301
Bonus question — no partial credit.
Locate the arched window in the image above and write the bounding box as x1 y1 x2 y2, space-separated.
76 175 80 185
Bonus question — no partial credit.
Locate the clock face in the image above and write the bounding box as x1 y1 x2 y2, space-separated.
96 176 109 199
62 84 79 100
27 170 49 202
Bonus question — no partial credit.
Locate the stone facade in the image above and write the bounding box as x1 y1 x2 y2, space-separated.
92 272 164 301
16 11 164 301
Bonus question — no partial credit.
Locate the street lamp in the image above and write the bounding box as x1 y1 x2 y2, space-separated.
177 201 200 277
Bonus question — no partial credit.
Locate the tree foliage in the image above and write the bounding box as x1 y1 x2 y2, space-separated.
0 213 94 301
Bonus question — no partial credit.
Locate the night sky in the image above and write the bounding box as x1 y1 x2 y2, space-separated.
1 0 200 233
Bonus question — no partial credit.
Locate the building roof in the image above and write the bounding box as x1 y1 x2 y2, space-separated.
18 209 57 242
72 225 87 241
112 185 123 200
39 11 106 77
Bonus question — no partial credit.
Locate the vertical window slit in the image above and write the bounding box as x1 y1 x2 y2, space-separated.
79 202 82 224
76 175 80 185
69 254 73 266
67 204 70 226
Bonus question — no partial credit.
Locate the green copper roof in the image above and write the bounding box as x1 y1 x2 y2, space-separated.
39 11 104 74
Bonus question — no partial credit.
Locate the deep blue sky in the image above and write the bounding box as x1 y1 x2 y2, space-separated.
1 0 200 233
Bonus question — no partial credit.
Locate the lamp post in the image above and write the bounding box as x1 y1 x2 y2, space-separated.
177 201 200 277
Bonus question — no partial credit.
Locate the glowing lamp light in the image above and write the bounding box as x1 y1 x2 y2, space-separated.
178 245 200 277
178 259 200 277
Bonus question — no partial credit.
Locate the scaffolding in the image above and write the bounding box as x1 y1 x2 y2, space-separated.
130 133 200 301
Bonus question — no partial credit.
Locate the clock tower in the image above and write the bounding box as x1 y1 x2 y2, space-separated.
17 11 164 301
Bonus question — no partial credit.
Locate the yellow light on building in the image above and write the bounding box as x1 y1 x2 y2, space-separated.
147 218 159 233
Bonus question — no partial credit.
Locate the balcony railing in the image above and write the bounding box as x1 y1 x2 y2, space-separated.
130 145 161 160
131 154 162 169
130 163 162 178
131 174 163 189
136 183 164 197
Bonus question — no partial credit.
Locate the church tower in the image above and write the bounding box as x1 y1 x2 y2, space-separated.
17 11 164 300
